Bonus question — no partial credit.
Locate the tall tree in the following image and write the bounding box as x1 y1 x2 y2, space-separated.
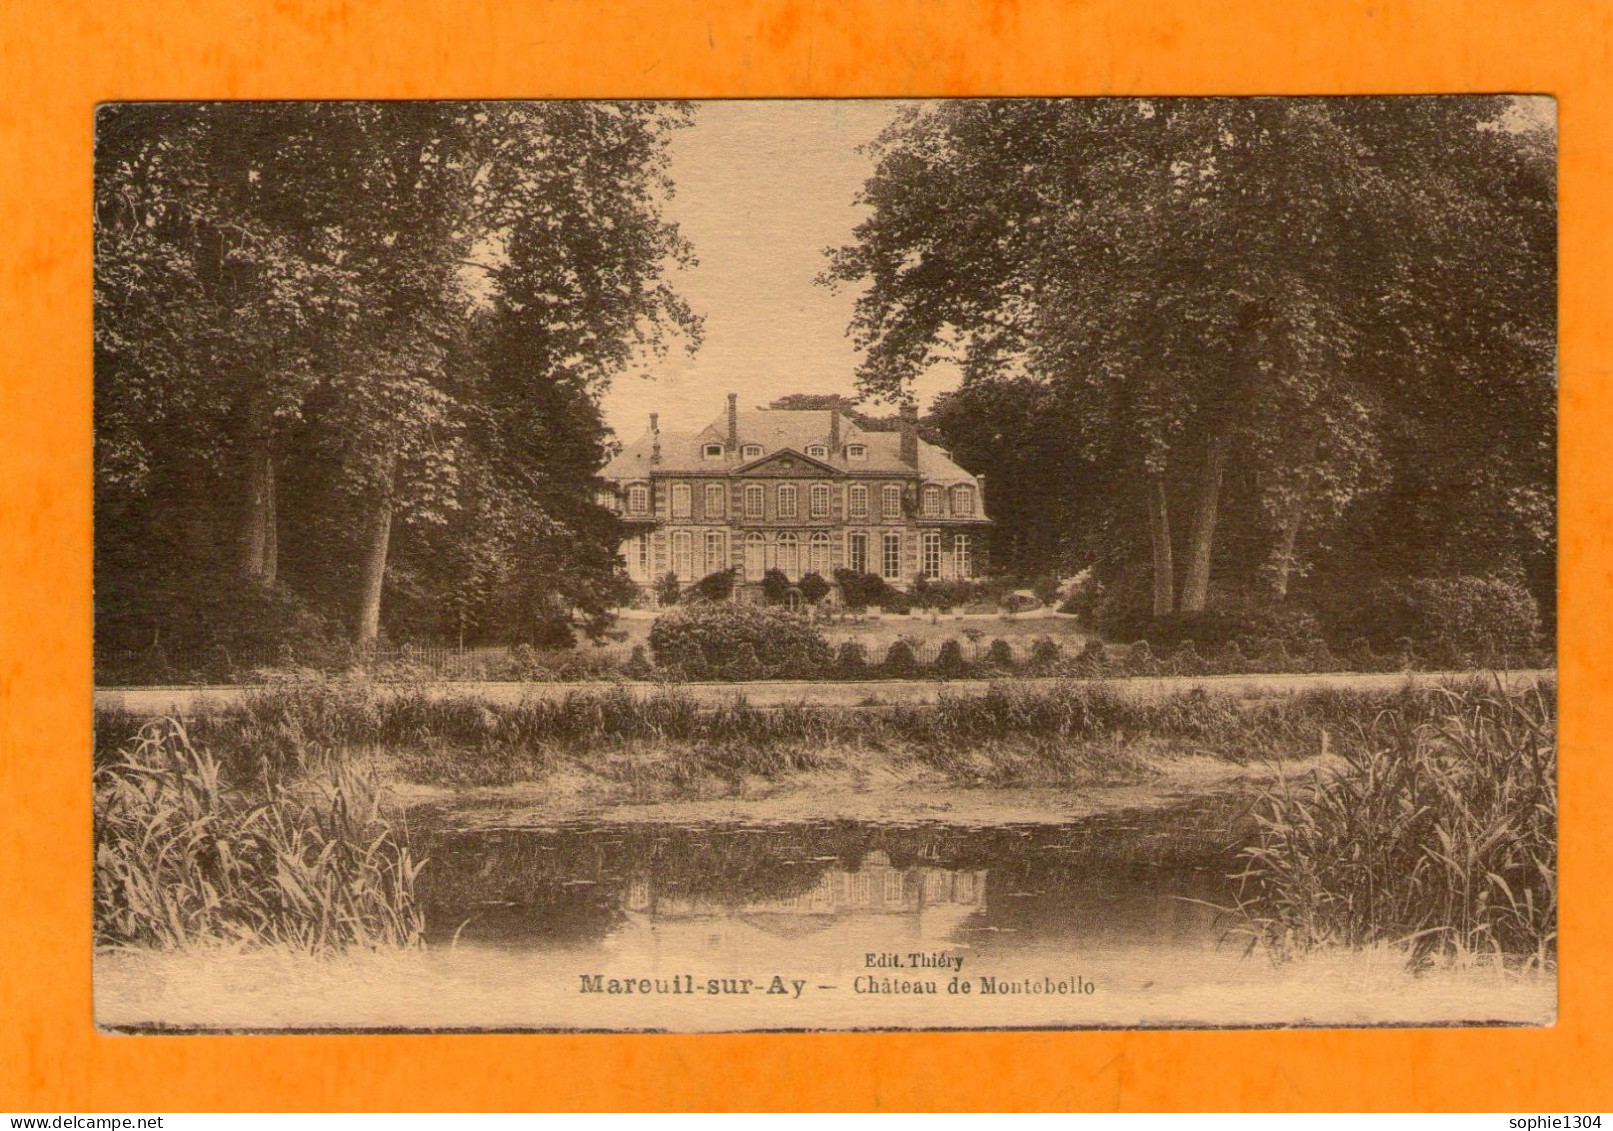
826 98 1553 620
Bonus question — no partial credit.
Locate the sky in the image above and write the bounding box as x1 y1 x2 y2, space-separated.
598 100 939 443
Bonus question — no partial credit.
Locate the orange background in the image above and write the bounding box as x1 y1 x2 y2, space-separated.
1 0 1608 1112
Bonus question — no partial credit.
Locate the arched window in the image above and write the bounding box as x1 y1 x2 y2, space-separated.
628 484 649 515
777 484 798 520
847 532 869 574
951 484 975 517
777 532 800 580
954 534 972 579
672 531 693 579
921 485 942 518
882 485 903 520
703 443 724 459
671 483 692 519
806 444 828 459
848 484 868 519
744 532 766 579
741 444 763 459
704 530 726 576
704 483 726 520
809 532 831 575
810 483 831 518
921 532 942 579
743 483 764 519
846 444 867 461
881 532 902 580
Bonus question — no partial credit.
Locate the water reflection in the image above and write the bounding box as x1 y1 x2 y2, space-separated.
415 796 1250 961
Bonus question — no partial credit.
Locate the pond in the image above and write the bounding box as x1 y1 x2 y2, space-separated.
95 794 1554 1031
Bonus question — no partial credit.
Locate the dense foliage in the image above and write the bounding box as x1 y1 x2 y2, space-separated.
647 606 835 679
96 102 699 654
827 98 1554 644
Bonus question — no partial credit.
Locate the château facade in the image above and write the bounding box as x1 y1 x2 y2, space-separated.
600 395 991 601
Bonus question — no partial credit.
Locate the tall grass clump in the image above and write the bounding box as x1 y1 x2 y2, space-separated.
94 718 423 952
1234 680 1556 969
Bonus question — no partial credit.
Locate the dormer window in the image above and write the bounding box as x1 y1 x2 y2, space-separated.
806 444 828 459
741 444 762 459
703 443 724 459
846 443 867 460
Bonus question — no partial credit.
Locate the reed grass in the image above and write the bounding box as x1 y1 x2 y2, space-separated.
95 676 1477 788
1232 678 1556 969
94 717 424 952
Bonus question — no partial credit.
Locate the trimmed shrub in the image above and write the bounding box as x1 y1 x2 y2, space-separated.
835 640 869 676
1028 637 1062 672
693 568 737 603
648 606 833 680
1076 639 1108 673
725 642 764 681
624 645 654 680
985 638 1015 669
761 569 792 606
1126 640 1155 675
934 639 967 678
882 639 919 677
833 569 890 611
798 572 831 606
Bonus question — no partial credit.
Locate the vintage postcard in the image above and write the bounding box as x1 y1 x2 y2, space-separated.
91 96 1556 1033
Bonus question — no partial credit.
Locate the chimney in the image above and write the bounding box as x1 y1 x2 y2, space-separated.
899 404 918 467
829 405 841 453
650 413 661 464
727 392 738 451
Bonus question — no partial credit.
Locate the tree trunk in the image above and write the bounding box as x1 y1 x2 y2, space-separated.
1268 495 1305 600
1179 430 1231 614
238 436 278 586
354 460 397 646
1146 473 1174 617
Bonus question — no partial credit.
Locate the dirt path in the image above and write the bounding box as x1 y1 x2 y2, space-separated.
95 668 1551 716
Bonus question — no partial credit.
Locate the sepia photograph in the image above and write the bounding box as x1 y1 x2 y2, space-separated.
91 96 1557 1032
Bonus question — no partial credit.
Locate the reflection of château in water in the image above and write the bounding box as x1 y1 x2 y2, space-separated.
619 850 988 946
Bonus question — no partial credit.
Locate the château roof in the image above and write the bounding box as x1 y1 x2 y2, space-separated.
601 405 980 483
